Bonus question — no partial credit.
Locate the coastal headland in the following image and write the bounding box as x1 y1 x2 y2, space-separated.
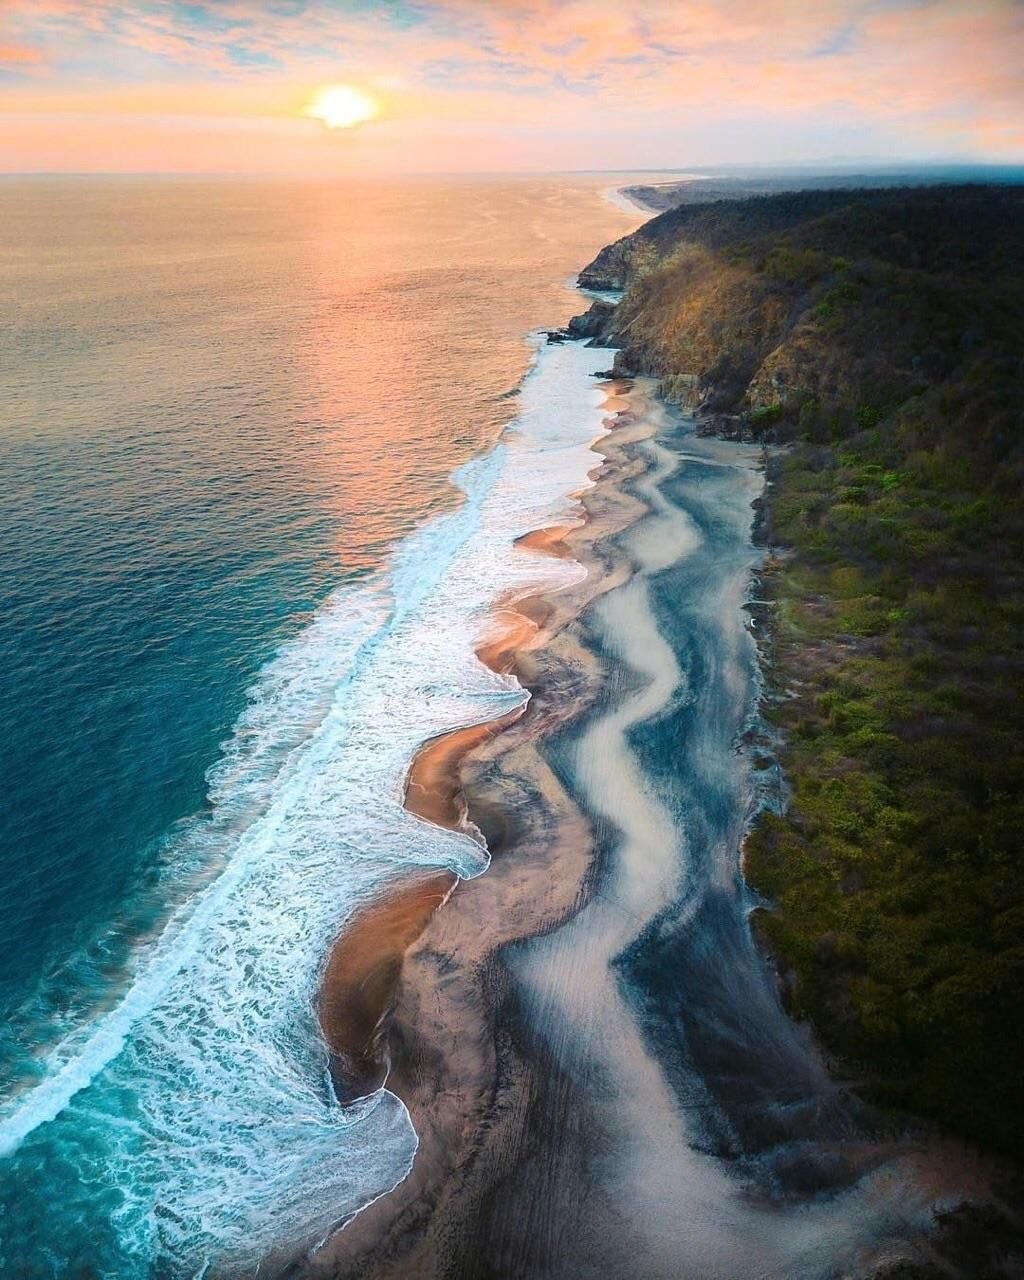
572 183 1024 1178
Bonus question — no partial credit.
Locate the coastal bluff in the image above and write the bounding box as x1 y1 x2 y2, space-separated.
575 183 1024 1173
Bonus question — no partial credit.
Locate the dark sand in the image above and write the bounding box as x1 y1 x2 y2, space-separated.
303 380 651 1276
315 513 589 1096
312 462 635 1098
301 379 995 1280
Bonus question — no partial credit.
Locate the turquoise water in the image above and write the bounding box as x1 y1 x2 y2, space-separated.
1 316 342 1069
2 181 361 1089
0 176 633 1275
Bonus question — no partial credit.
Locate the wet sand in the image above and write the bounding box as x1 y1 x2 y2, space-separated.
312 379 645 1126
302 376 994 1280
319 871 457 1100
303 379 651 1276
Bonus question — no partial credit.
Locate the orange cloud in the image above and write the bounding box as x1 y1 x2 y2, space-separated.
0 0 1021 171
0 42 42 66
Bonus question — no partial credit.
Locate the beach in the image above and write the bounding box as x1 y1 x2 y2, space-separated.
302 360 995 1280
312 375 650 1098
305 374 650 1272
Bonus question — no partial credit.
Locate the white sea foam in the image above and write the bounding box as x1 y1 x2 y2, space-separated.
0 338 614 1274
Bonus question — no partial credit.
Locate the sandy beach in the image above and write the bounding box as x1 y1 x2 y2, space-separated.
303 373 992 1280
314 548 583 1102
305 378 653 1275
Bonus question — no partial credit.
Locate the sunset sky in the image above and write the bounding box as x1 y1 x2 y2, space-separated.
1 0 1022 174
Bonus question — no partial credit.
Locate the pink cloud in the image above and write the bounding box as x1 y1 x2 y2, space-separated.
0 0 1021 168
0 42 42 66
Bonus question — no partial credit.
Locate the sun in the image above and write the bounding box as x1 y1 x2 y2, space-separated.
306 85 379 130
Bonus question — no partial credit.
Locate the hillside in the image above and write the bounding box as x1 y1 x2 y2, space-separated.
575 185 1024 1164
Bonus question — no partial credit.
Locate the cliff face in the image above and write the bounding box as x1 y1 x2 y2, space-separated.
579 185 1024 1166
578 186 1024 434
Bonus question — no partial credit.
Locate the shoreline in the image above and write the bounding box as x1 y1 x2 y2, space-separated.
304 365 999 1280
306 375 656 1276
305 183 1023 1277
315 537 576 1100
314 378 644 1104
600 184 657 216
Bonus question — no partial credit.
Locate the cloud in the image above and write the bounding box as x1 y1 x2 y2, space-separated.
0 0 1022 168
0 42 43 68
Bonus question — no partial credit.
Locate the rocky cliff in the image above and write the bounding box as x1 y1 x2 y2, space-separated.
575 185 1024 439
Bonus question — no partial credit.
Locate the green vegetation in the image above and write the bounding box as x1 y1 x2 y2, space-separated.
581 185 1024 1163
749 415 1024 1161
748 403 783 428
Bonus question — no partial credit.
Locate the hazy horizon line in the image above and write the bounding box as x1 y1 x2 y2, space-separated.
3 159 1024 182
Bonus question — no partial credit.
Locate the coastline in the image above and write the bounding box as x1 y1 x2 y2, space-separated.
303 357 998 1279
306 374 655 1276
314 372 643 1099
297 184 1019 1280
600 184 657 216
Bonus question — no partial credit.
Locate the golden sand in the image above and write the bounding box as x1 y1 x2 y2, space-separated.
316 380 641 1099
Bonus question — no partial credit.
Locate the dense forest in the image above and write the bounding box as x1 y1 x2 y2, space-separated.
576 186 1024 1164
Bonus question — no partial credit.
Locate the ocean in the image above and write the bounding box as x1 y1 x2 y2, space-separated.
0 175 636 1275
